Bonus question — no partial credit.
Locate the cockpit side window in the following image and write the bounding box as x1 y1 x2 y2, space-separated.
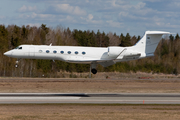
14 46 22 49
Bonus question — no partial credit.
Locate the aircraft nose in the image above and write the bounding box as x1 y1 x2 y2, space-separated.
4 51 12 56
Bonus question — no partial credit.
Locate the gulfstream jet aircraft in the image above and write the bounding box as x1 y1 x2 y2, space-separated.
4 31 170 74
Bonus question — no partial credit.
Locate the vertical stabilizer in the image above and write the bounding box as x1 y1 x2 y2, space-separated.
133 31 170 56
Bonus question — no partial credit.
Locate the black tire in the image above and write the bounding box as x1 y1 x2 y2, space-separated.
91 69 97 74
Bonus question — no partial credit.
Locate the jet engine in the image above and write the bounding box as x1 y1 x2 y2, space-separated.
108 47 124 59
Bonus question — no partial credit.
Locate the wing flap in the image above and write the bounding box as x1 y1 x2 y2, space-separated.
123 53 141 59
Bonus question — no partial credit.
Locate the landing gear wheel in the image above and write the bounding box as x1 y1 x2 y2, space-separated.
91 69 97 74
15 64 18 68
15 59 20 68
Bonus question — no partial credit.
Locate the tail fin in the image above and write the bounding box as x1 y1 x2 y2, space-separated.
133 31 170 56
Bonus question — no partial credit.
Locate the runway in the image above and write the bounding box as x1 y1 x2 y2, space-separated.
0 93 180 104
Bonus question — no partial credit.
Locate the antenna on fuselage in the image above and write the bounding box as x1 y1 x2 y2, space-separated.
49 43 52 46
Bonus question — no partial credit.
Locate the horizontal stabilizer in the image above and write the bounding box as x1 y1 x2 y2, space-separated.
146 31 170 35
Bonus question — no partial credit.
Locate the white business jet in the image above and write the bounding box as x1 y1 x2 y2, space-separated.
4 31 170 74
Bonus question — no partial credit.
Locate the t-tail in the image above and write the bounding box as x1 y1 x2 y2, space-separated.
132 31 171 57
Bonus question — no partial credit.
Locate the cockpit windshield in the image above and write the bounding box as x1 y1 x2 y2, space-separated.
15 46 19 49
15 46 22 49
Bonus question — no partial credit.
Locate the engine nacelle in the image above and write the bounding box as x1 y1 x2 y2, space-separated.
108 47 124 59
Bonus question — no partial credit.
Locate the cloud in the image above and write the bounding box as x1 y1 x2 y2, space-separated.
0 16 6 19
88 14 93 20
19 12 57 22
58 15 77 23
80 14 102 25
18 5 37 13
27 23 41 27
4 0 180 36
106 20 122 28
49 4 87 16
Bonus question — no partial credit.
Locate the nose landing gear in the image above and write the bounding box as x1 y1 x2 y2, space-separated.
15 64 18 68
15 59 20 68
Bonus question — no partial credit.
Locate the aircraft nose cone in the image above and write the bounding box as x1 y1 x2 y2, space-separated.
4 51 12 56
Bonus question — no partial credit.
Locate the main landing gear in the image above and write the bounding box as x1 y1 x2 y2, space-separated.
90 62 97 74
91 68 97 74
89 63 97 78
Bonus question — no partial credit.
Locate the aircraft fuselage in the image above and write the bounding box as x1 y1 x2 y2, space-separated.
4 45 144 64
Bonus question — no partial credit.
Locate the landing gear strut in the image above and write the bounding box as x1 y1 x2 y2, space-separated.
89 63 97 78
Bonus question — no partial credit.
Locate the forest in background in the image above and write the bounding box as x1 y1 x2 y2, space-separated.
0 24 180 77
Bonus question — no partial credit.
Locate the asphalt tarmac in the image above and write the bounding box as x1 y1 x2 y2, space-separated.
0 93 180 104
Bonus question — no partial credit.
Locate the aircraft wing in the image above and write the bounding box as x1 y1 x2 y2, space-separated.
98 60 116 67
98 53 141 67
122 53 141 59
67 59 116 67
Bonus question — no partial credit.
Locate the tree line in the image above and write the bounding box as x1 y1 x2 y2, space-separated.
0 24 179 77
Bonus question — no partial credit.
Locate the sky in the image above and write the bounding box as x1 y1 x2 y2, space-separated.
0 0 180 36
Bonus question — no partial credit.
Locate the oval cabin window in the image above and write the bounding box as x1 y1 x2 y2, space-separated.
68 51 71 54
75 51 78 54
53 50 57 54
60 51 64 54
46 50 50 53
82 51 86 55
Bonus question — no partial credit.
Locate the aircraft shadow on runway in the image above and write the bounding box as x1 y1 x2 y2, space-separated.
0 93 180 97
